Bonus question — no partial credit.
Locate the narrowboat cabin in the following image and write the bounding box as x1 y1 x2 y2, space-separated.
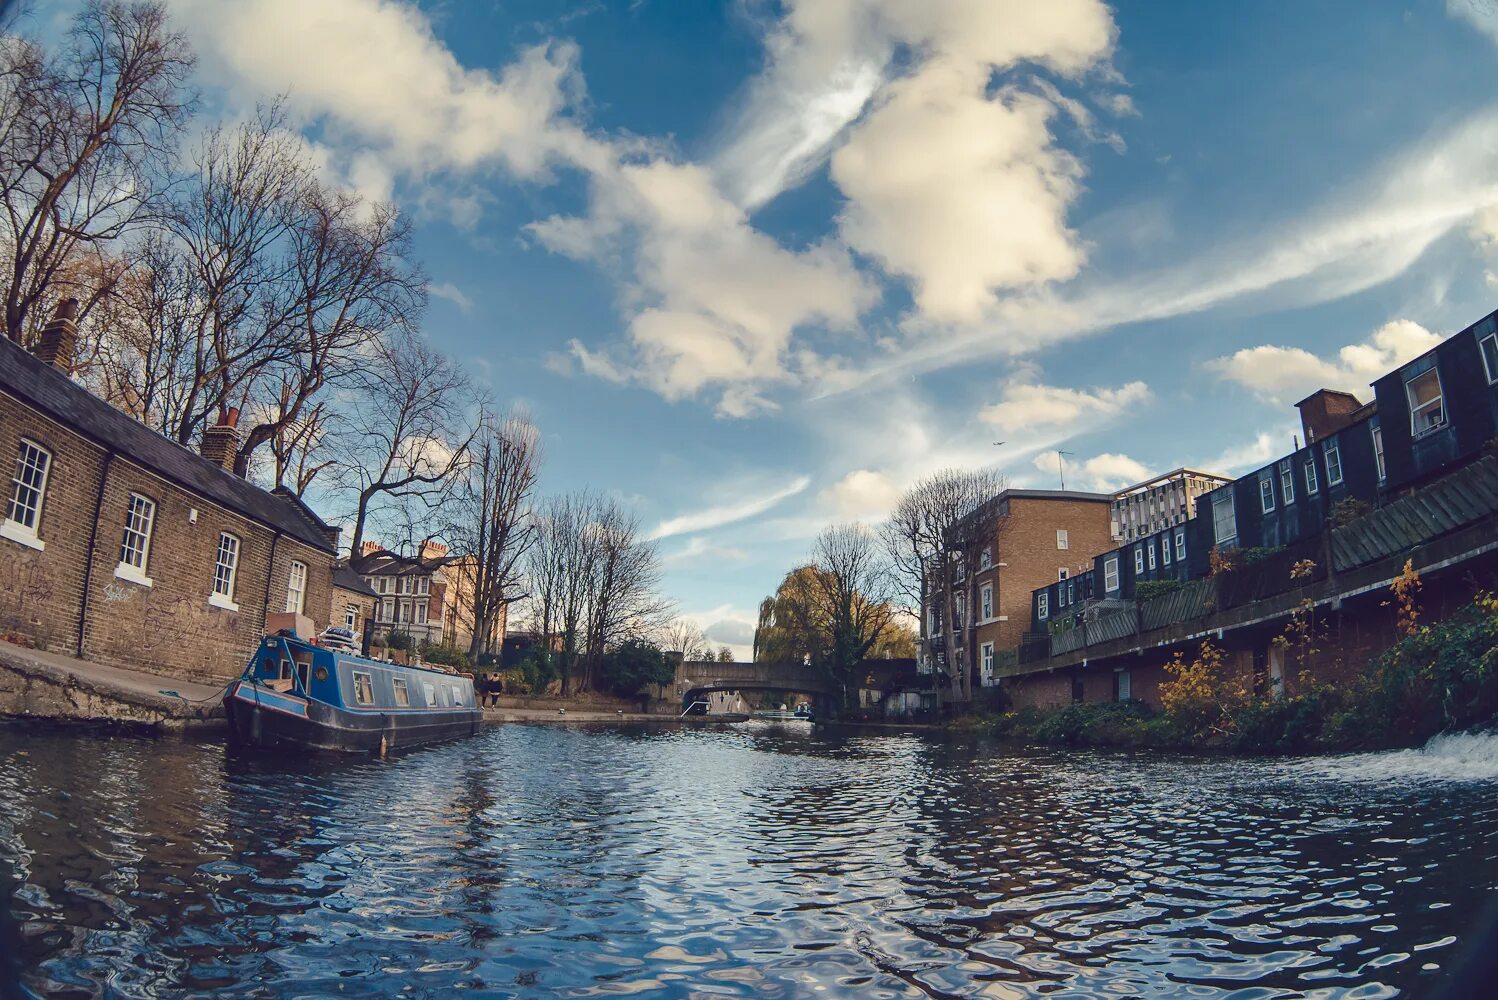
224 632 482 754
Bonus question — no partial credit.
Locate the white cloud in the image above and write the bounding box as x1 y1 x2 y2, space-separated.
979 370 1151 435
662 536 750 566
1032 450 1151 491
1449 0 1498 46
531 157 877 415
1208 427 1298 474
167 0 587 200
820 468 902 521
647 475 811 540
429 281 473 313
1207 319 1442 404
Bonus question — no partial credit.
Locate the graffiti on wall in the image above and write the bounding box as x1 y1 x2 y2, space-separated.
0 554 55 627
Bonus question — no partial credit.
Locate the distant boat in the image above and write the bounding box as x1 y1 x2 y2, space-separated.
224 632 482 754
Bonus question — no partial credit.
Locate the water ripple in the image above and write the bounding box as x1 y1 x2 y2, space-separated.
1 721 1495 996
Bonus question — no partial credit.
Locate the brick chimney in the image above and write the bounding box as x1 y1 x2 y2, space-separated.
1295 389 1363 445
360 540 384 557
420 540 448 559
200 407 241 473
34 298 80 372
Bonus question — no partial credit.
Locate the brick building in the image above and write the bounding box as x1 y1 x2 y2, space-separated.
351 541 460 647
0 305 340 683
924 489 1114 699
332 562 377 637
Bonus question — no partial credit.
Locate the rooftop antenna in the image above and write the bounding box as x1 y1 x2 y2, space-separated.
1056 450 1074 491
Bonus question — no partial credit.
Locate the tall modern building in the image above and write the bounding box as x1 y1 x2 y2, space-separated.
1111 468 1232 543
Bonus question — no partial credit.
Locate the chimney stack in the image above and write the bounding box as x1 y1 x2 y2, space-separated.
34 298 80 372
360 540 384 557
200 406 241 473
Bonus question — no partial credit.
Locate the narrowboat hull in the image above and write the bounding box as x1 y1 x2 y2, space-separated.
224 679 483 754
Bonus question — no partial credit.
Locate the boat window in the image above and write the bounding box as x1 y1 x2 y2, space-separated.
314 666 328 683
352 671 375 706
279 658 293 680
422 681 437 707
393 677 411 707
295 659 310 691
452 686 464 707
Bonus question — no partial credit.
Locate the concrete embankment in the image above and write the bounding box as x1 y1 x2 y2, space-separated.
0 641 227 732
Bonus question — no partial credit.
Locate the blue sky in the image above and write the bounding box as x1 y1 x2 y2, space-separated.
43 1 1498 651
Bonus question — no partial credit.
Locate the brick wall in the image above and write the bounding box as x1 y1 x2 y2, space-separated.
0 388 336 684
331 587 376 635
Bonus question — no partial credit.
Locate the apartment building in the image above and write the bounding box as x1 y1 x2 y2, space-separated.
352 541 456 646
0 302 339 682
923 489 1114 699
1111 468 1231 542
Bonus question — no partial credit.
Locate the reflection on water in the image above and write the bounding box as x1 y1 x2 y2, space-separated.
2 719 1496 997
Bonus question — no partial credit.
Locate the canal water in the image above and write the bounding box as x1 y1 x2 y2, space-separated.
3 721 1497 998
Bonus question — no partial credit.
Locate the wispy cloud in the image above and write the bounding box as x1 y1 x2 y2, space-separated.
646 475 811 540
430 281 474 313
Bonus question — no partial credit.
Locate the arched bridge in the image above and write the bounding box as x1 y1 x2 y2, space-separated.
672 660 835 704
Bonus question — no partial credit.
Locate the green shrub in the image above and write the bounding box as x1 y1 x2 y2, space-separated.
418 642 470 668
1136 579 1184 602
385 630 414 651
1239 546 1283 566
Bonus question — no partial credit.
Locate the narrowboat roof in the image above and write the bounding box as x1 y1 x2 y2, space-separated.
269 632 473 679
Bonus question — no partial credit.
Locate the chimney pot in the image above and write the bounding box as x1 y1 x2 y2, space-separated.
34 298 81 373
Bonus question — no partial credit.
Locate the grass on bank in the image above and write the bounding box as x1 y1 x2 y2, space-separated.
956 575 1498 755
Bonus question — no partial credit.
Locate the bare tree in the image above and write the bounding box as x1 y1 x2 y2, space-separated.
267 397 337 497
0 1 193 344
881 468 1003 703
443 410 542 660
524 491 669 695
658 618 711 661
333 328 475 558
810 523 901 711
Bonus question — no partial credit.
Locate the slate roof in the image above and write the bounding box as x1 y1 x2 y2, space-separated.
1331 453 1498 572
333 562 378 597
0 338 336 553
349 548 460 576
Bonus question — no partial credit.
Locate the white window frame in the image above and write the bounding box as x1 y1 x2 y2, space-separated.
1280 462 1294 505
115 492 156 587
2 438 52 551
380 597 394 622
979 547 992 570
452 685 465 707
1212 492 1237 544
1259 477 1275 514
352 670 375 705
344 604 359 631
1372 425 1386 483
1104 556 1120 592
1175 530 1186 562
981 642 995 684
392 676 411 707
210 532 240 611
1481 333 1498 385
1324 439 1344 486
1305 458 1318 495
422 680 437 707
286 560 308 615
1406 367 1446 437
398 598 412 624
1038 592 1049 620
1162 536 1172 565
980 584 993 622
415 599 428 625
1134 546 1144 573
1058 567 1068 581
1056 529 1069 550
1147 542 1157 570
417 576 430 596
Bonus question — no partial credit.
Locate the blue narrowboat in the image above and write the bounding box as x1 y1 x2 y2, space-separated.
224 632 482 754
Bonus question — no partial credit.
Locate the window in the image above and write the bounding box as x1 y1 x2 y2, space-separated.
1056 529 1069 550
116 493 156 583
1305 459 1319 495
980 584 993 621
344 604 359 631
352 670 374 705
1104 556 1120 592
285 560 308 614
954 594 965 628
1175 530 1186 562
1280 462 1294 505
452 685 464 707
398 576 412 595
380 597 394 621
1482 333 1498 384
377 577 390 594
1212 492 1236 544
1259 477 1275 514
1147 542 1157 570
398 599 411 623
1406 368 1445 436
979 547 992 570
1372 424 1386 483
1116 668 1132 702
3 439 51 548
1162 536 1171 565
1038 592 1049 620
392 676 410 707
1324 439 1344 486
211 533 240 608
1058 567 1068 581
415 600 428 625
981 642 994 682
1134 546 1144 574
422 680 437 707
417 576 430 596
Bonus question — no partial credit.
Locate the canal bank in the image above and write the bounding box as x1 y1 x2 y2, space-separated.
0 641 227 731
